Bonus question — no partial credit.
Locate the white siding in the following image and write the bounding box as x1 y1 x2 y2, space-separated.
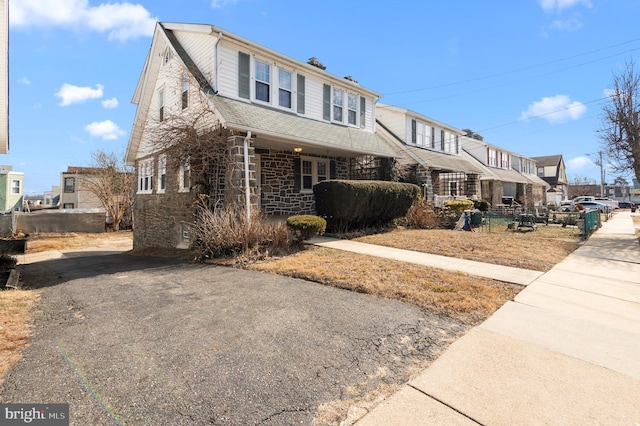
375 107 407 141
0 0 7 154
173 30 217 87
461 137 488 165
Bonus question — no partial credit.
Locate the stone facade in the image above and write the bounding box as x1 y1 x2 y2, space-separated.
258 149 349 215
133 154 196 249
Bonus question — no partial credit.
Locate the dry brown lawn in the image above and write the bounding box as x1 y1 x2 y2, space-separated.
26 231 133 253
0 289 39 385
247 223 581 325
354 224 580 272
248 246 521 324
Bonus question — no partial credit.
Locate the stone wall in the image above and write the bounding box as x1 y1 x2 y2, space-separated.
259 150 348 215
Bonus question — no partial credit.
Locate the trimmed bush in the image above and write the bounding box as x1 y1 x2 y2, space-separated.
443 199 474 214
286 215 326 243
473 199 490 212
314 180 421 231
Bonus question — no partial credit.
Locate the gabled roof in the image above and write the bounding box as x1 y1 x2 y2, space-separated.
126 22 394 164
531 155 563 167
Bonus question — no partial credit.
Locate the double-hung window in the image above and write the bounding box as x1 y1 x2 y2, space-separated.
179 158 191 192
488 149 497 167
347 93 358 125
138 159 154 193
11 180 20 195
64 177 75 193
159 89 165 122
332 88 344 122
158 155 166 193
181 73 189 110
301 157 329 192
501 152 510 169
255 60 270 103
278 69 292 109
416 122 425 147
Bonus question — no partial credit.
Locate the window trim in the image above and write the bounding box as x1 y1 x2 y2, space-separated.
181 73 189 110
157 155 167 194
278 68 293 109
138 159 154 194
179 158 191 193
254 58 271 103
64 177 75 193
158 88 165 122
300 156 330 193
11 179 20 195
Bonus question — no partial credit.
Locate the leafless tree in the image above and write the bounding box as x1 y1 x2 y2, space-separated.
146 73 230 209
599 60 640 182
568 176 597 199
82 150 135 231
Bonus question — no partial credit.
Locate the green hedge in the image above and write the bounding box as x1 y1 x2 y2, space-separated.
314 180 421 231
286 215 326 243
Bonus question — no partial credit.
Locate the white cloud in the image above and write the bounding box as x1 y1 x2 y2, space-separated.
211 0 240 9
102 97 119 109
549 17 583 32
539 0 592 13
18 76 31 85
566 156 593 170
520 94 587 123
55 83 104 106
84 120 125 140
9 0 156 41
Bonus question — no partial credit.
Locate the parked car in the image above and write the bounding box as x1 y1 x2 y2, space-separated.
618 201 637 211
595 197 619 209
574 201 610 213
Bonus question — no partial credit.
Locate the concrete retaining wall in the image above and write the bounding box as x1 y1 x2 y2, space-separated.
9 209 106 235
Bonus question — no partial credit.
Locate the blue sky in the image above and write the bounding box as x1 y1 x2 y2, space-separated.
8 0 640 194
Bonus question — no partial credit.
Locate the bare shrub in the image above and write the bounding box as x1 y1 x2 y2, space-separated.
190 204 291 260
404 199 443 229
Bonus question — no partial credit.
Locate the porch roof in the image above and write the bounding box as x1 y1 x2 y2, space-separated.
522 173 551 188
479 166 531 184
408 146 485 174
211 95 400 158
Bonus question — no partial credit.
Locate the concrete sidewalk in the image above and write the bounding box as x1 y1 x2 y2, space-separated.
308 236 543 286
350 211 640 425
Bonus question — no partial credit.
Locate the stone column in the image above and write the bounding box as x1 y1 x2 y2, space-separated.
226 134 258 211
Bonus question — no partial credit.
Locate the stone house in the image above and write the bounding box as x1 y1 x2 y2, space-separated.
375 104 484 206
125 22 399 249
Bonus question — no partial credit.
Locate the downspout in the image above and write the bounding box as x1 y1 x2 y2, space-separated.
214 32 223 94
243 131 252 224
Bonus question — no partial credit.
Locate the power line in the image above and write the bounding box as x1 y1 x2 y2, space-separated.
384 36 640 96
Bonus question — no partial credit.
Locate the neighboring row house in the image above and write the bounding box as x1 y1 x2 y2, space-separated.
125 22 563 249
464 138 549 207
59 167 104 210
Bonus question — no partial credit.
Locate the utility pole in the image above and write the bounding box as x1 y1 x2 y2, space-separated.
599 151 605 197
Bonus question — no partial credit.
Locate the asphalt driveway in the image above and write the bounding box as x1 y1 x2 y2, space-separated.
1 251 468 425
